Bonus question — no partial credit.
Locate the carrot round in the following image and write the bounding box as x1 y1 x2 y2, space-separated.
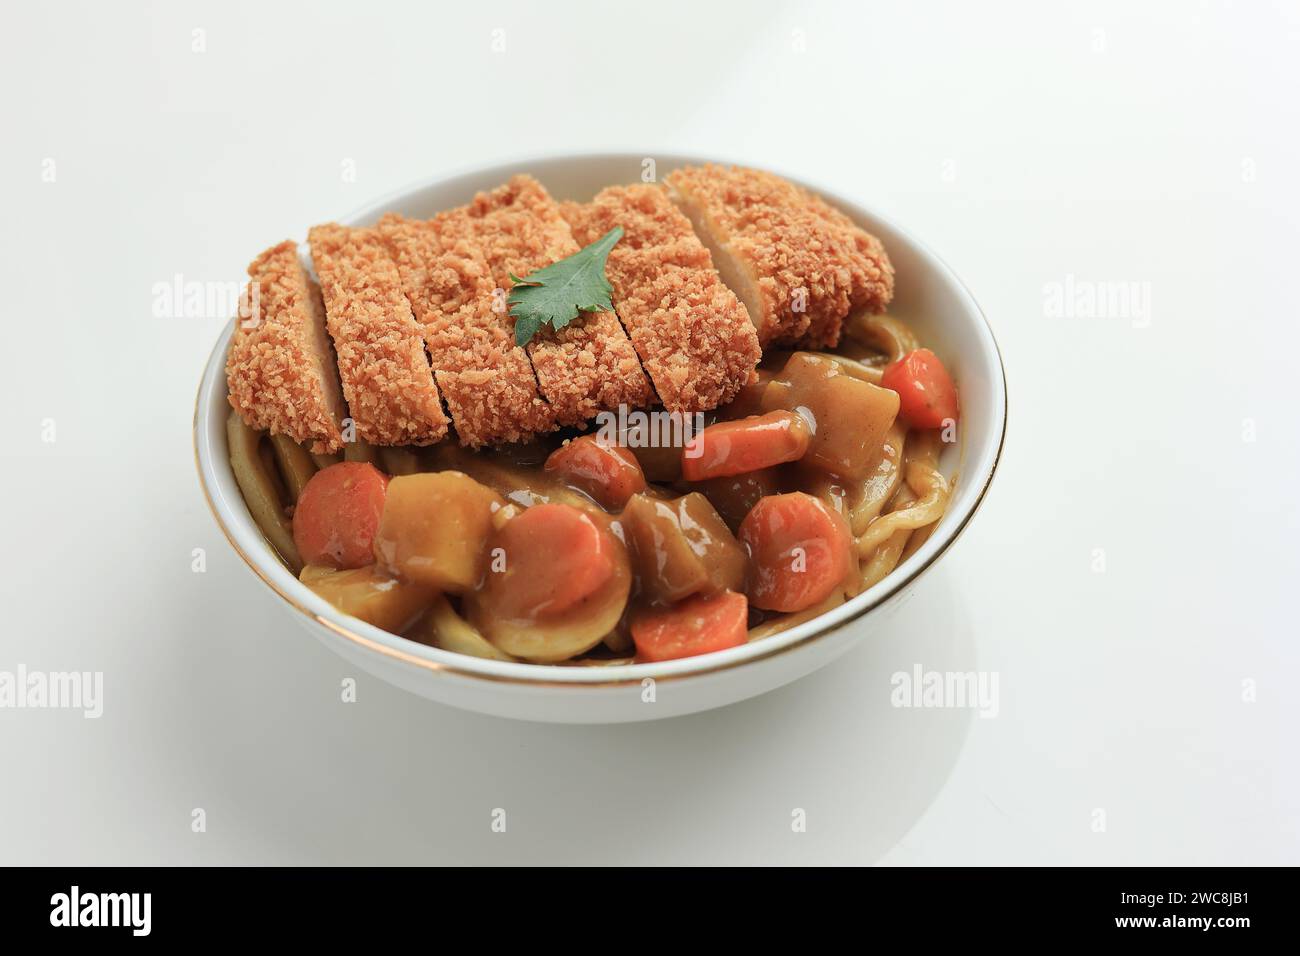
738 492 852 612
880 348 959 429
544 434 646 509
681 410 811 482
292 462 389 569
480 503 620 620
631 590 749 662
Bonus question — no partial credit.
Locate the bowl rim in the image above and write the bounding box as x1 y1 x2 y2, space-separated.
194 149 1007 687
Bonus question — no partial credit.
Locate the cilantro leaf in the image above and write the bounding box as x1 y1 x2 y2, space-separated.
508 226 623 347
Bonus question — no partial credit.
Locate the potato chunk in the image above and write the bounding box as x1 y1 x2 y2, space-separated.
300 564 436 633
690 468 782 532
621 493 747 604
762 352 899 480
467 566 630 663
373 471 504 591
465 504 632 662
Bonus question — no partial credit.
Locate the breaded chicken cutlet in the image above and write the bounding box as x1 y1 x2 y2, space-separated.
378 210 554 447
225 240 347 453
378 174 654 445
308 224 450 446
560 184 761 412
462 176 655 426
665 164 893 349
227 165 891 456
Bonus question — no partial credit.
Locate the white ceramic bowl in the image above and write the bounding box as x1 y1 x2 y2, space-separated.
194 151 1006 724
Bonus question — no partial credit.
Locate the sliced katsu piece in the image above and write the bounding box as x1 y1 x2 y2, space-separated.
226 240 347 453
463 175 654 425
664 164 894 349
781 182 895 347
377 211 554 447
561 184 760 412
307 223 449 446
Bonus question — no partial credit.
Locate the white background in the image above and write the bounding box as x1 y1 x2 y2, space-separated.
1 0 1297 865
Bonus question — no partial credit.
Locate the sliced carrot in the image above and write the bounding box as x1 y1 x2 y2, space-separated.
880 348 959 429
480 503 620 620
631 590 749 662
292 462 389 570
738 492 852 612
681 410 811 482
544 434 647 510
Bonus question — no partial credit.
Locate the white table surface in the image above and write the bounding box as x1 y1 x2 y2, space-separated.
2 0 1296 865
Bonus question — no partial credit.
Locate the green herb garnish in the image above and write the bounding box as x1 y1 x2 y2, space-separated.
508 227 623 346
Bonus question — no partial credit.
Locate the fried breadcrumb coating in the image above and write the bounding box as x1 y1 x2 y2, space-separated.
466 175 654 426
664 164 893 349
378 210 553 447
562 184 760 412
308 223 449 446
225 240 347 453
227 167 885 452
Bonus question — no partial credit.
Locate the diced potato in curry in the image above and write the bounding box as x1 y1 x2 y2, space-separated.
415 595 517 662
466 504 632 662
688 468 782 532
467 566 631 663
300 564 436 633
762 352 899 480
621 493 747 604
373 471 504 591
